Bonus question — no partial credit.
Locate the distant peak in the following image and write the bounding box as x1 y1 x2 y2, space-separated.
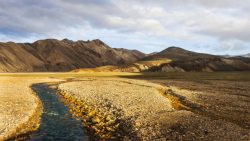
114 48 144 53
91 39 105 46
6 41 16 44
161 46 187 53
61 38 70 41
92 39 103 42
61 38 74 43
166 46 185 50
33 38 59 44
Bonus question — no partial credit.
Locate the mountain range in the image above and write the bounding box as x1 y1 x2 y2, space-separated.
0 39 145 72
74 46 250 73
242 53 250 58
152 47 250 72
0 39 250 72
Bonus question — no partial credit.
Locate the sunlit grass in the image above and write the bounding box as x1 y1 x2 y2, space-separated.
0 72 142 78
120 71 250 81
1 71 250 81
137 58 171 65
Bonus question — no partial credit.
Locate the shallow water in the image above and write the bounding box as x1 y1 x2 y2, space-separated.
30 84 88 141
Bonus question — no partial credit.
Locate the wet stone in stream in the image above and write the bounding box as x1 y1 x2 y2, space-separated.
30 84 88 141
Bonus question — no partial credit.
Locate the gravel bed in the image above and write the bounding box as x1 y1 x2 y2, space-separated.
58 78 250 140
0 77 62 140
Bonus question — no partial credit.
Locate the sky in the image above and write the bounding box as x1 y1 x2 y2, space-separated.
0 0 250 55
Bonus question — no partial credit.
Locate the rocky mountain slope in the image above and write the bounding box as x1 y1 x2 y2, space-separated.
147 47 250 72
75 47 250 73
1 40 249 73
242 53 250 58
0 39 146 72
142 46 218 61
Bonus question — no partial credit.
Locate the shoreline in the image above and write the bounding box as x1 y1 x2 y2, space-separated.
1 88 43 141
1 76 249 140
56 78 174 140
58 89 132 140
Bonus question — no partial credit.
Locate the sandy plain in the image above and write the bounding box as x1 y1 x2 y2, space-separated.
58 77 250 140
0 72 249 140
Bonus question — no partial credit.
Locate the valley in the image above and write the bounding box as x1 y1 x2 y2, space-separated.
1 0 250 140
0 39 250 140
0 72 249 140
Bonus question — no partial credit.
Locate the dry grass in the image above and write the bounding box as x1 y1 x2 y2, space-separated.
164 94 188 110
137 58 171 66
0 72 141 78
1 71 250 81
72 58 172 73
121 71 250 81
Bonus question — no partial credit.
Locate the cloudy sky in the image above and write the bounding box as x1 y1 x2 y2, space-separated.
0 0 249 55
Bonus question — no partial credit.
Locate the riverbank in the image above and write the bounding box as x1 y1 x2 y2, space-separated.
58 77 250 140
0 73 249 140
30 84 87 140
0 77 62 140
57 78 178 140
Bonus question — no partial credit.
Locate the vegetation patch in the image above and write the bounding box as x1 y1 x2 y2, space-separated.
58 90 125 140
164 94 189 110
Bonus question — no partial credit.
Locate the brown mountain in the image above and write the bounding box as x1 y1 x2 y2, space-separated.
142 46 218 61
0 39 146 72
74 46 250 73
144 47 250 72
242 53 250 58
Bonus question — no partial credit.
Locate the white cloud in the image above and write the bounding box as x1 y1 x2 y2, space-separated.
0 0 249 54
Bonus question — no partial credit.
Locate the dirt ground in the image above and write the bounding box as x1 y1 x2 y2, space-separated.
58 77 250 140
0 76 62 140
0 72 249 141
143 78 250 141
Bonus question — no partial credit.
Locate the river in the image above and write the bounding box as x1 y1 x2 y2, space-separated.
29 84 88 141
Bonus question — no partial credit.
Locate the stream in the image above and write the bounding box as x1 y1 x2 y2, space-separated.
29 84 88 141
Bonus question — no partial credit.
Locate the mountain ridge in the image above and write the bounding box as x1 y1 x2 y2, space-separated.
1 40 250 72
142 46 218 61
146 47 250 72
0 39 146 72
74 46 250 73
242 53 250 58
